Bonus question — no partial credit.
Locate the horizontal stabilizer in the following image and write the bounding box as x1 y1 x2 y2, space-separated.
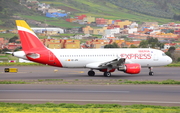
5 52 13 55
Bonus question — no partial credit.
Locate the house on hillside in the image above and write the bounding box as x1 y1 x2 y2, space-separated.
75 15 87 24
114 20 132 28
38 3 50 14
84 39 109 48
40 39 80 49
5 43 21 50
48 43 61 49
26 0 39 3
83 16 95 24
96 18 108 27
164 43 177 49
83 26 93 34
93 27 107 35
104 27 120 38
64 41 80 49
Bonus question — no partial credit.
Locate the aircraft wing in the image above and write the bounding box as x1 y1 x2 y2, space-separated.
86 58 126 69
98 58 126 68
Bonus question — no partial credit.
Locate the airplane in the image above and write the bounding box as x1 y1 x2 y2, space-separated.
11 20 172 77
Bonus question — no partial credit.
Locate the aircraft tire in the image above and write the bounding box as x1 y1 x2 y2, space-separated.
88 71 95 76
149 72 154 76
104 72 111 77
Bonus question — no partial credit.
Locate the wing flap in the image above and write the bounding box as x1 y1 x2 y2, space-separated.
86 58 126 69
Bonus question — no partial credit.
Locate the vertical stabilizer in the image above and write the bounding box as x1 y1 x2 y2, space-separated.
16 20 46 51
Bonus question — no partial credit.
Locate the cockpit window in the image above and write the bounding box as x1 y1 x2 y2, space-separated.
162 53 167 56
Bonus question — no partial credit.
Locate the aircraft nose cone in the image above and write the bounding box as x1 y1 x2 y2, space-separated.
167 56 172 64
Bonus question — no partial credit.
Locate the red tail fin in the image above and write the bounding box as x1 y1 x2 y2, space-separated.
16 20 46 51
15 20 62 67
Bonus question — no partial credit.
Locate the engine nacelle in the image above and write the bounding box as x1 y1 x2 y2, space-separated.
117 63 141 74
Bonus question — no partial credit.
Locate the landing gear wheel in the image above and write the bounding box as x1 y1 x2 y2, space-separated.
88 70 95 76
148 67 154 76
149 72 154 76
104 72 111 77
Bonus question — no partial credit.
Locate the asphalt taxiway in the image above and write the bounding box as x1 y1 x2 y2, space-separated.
0 66 180 80
0 66 180 106
0 84 180 106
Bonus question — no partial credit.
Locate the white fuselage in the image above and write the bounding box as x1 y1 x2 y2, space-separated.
49 48 172 68
14 48 172 69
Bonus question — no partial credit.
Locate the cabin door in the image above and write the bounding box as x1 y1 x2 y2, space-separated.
153 51 158 61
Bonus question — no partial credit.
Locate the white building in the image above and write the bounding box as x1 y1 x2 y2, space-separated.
32 28 64 34
129 22 138 28
127 28 138 34
105 28 120 36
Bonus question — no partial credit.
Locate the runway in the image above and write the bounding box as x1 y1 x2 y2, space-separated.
0 84 180 106
0 66 180 80
0 66 180 106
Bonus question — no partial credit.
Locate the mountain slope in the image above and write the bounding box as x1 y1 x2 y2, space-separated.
41 0 180 19
109 0 180 19
1 0 180 29
0 0 39 28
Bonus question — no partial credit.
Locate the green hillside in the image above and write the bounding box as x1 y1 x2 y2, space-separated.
40 0 180 23
0 0 180 29
109 0 180 19
0 0 42 28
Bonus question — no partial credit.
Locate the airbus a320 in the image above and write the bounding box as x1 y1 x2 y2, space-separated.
11 20 172 77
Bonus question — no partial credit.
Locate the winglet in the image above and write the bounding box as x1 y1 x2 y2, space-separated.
16 20 46 51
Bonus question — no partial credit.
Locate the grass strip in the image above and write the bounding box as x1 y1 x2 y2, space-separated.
0 79 180 85
38 79 64 82
0 80 27 84
0 62 44 66
166 63 180 67
0 102 179 113
122 79 180 85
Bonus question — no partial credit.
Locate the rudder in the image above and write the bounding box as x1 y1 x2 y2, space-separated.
16 20 46 51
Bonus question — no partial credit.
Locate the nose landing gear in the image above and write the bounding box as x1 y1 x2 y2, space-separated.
149 67 154 76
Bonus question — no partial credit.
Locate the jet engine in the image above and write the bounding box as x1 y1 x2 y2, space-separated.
117 63 141 74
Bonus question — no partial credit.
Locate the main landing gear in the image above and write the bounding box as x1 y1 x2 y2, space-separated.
104 72 111 77
88 70 112 77
88 70 95 76
149 67 154 76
